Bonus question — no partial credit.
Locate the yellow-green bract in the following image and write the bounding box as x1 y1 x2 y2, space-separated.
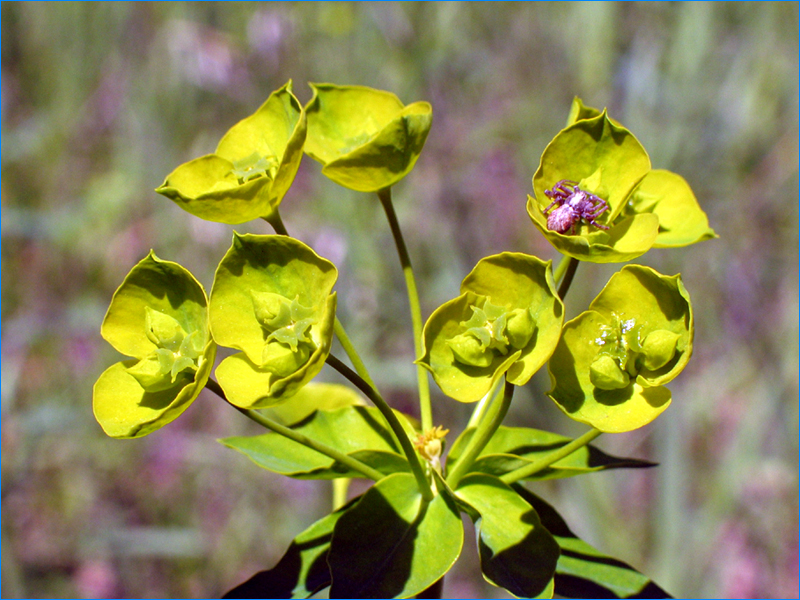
528 99 715 263
418 253 563 403
156 81 306 224
547 264 694 433
304 83 432 192
93 252 216 438
209 233 337 409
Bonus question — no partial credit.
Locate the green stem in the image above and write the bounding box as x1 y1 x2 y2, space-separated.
556 255 579 299
262 208 380 406
334 318 378 392
263 209 289 236
466 380 503 429
446 380 515 489
500 427 603 485
205 378 385 482
377 187 432 432
326 353 434 502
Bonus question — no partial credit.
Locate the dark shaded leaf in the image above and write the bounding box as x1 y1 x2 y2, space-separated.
328 473 463 599
222 497 358 599
513 486 672 599
455 473 559 598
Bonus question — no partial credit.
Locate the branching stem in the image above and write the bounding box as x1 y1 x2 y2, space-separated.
446 380 515 489
556 255 579 299
334 318 378 392
263 209 289 236
326 354 434 502
500 427 603 484
377 187 432 432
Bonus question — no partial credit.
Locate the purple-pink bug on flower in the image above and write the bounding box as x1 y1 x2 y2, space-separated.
543 179 610 234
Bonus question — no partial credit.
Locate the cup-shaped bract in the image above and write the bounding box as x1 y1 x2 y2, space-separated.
93 252 217 438
547 265 693 433
528 111 657 263
419 253 564 403
562 98 717 249
304 83 432 192
156 81 306 225
209 233 337 408
624 169 717 248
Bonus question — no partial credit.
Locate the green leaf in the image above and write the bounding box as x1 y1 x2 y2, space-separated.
156 81 305 224
513 486 672 599
220 406 411 479
626 170 717 248
528 112 656 263
264 382 365 426
446 426 656 481
547 265 693 432
94 252 216 438
305 83 432 192
327 472 463 598
455 473 560 598
223 497 359 599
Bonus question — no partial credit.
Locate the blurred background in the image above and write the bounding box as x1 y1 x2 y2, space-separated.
2 2 797 598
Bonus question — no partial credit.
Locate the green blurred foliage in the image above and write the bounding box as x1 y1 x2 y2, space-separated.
2 2 797 598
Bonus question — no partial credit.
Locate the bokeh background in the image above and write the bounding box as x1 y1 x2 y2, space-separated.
2 2 798 598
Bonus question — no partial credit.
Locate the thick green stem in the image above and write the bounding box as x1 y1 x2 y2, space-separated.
556 255 579 299
377 187 432 432
500 427 603 485
466 380 503 429
334 318 378 392
205 378 385 482
446 380 515 489
263 209 289 236
326 354 434 502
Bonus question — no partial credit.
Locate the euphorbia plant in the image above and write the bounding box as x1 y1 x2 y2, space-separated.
94 82 715 599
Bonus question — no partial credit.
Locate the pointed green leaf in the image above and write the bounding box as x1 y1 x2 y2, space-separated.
565 97 602 127
156 81 305 224
446 426 656 481
625 170 717 248
455 473 560 598
514 487 672 599
223 497 359 599
305 83 432 192
220 406 411 479
328 472 463 598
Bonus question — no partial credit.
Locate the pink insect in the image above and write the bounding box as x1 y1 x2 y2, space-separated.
542 179 610 234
